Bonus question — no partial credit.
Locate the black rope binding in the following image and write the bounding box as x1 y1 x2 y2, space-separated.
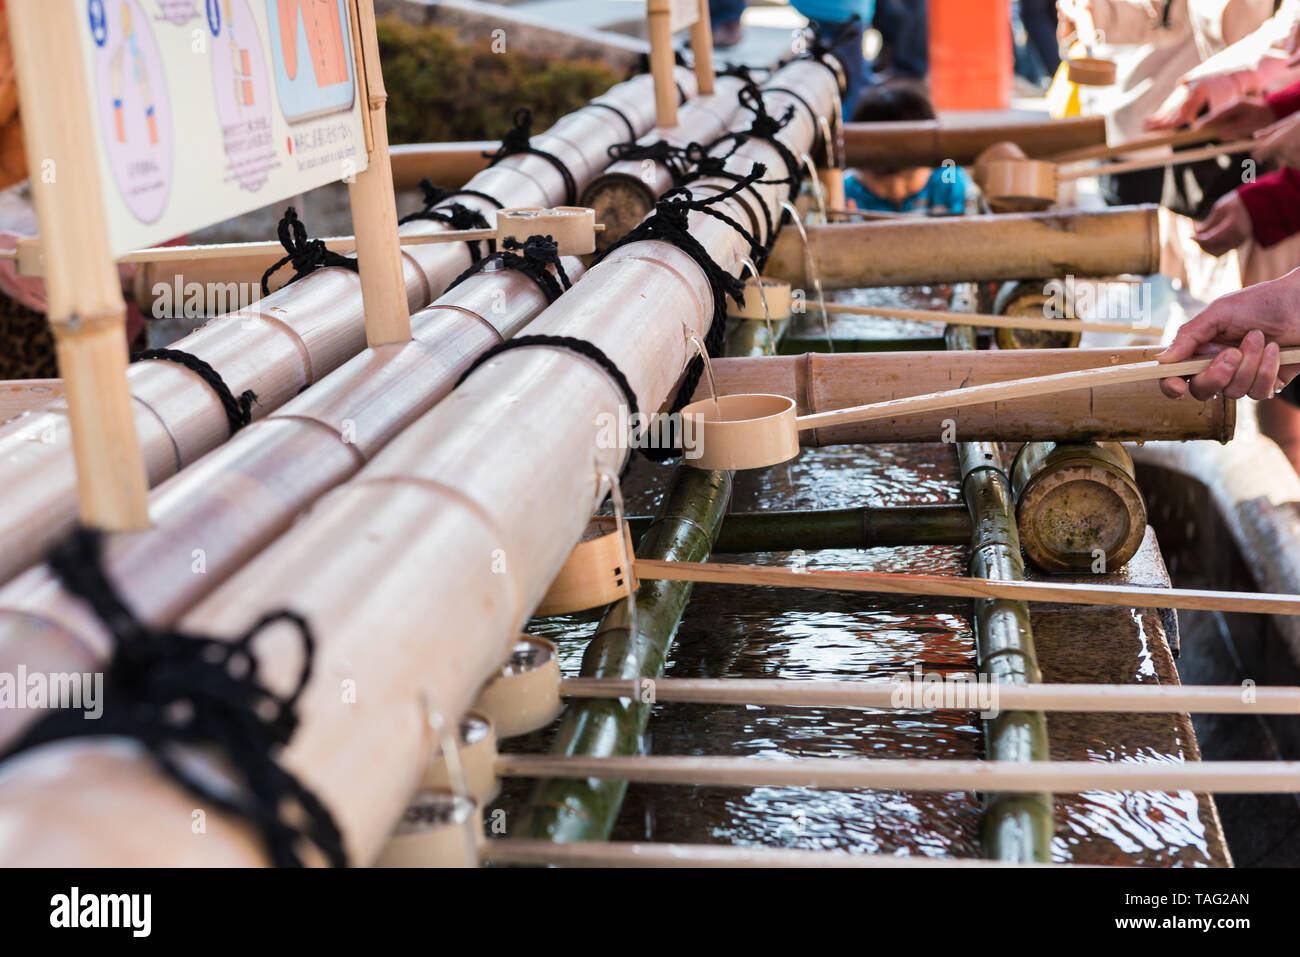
260 207 359 297
0 527 346 868
455 334 640 474
131 348 255 436
483 108 578 206
606 139 697 186
706 83 803 205
446 233 571 304
398 178 494 262
776 17 854 96
587 100 637 141
595 164 772 460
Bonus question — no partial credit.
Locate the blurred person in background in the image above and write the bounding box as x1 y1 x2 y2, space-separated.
709 0 748 48
873 0 928 82
791 2 876 114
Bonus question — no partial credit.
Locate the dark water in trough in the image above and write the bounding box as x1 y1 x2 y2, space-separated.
493 286 1226 866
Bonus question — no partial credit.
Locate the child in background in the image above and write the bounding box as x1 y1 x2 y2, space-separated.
843 86 973 215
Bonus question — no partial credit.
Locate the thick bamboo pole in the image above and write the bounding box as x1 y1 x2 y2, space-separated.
0 60 839 866
499 754 1300 793
562 677 1300 714
761 206 1160 288
696 348 1233 445
7 0 150 530
628 503 972 552
518 467 731 842
813 300 1161 338
842 115 1107 167
347 0 411 346
580 76 749 249
0 262 581 753
949 325 1052 864
0 71 682 586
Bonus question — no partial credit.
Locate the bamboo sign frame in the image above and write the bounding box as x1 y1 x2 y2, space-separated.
4 0 410 527
648 0 714 128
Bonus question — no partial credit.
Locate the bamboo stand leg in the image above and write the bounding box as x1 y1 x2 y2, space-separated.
7 0 149 530
347 0 411 347
649 5 679 128
690 0 715 95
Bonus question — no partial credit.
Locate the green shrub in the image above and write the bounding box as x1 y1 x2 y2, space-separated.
378 18 620 143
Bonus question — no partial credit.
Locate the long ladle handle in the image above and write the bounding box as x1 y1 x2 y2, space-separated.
794 348 1300 431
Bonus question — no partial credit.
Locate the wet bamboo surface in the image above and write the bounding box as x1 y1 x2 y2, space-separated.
0 262 579 753
0 61 841 865
0 70 687 586
761 205 1161 289
492 281 1229 867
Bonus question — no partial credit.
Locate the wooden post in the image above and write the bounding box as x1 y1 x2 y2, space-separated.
6 0 150 530
648 1 680 128
690 0 715 95
347 0 411 347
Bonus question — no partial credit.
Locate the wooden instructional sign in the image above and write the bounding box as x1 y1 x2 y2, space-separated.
75 0 371 255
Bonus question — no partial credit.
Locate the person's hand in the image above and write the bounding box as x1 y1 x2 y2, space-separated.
1146 74 1250 130
1056 0 1096 43
1195 96 1275 139
1253 112 1300 166
1193 192 1252 256
1157 269 1300 399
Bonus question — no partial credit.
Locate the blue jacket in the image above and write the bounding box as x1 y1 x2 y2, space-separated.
845 166 972 216
791 1 875 25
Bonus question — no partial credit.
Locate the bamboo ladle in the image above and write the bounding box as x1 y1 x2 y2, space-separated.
1062 0 1117 86
981 138 1255 208
677 348 1300 470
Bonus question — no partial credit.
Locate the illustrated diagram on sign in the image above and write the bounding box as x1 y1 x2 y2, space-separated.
210 0 274 191
90 0 173 224
264 0 355 123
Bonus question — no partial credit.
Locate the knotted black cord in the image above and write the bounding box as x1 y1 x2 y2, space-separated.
606 139 696 186
131 348 256 436
0 527 346 868
595 164 772 459
398 178 494 262
455 334 641 474
260 207 359 297
445 233 571 304
483 108 578 207
706 83 803 204
677 144 779 265
776 17 855 96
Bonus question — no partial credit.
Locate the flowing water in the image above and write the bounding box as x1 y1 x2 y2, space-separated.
779 201 834 352
493 284 1224 866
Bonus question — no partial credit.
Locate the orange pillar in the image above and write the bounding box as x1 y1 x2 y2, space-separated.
929 0 1012 111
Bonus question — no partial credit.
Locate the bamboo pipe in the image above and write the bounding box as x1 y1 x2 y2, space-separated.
761 206 1161 289
1045 126 1220 164
483 838 1074 868
7 0 150 530
499 754 1300 793
561 677 1300 714
841 115 1107 167
390 141 496 192
0 61 839 866
580 75 750 249
0 70 680 586
811 300 1162 338
696 348 1233 445
633 559 1300 616
519 467 731 843
792 349 1300 432
949 323 1050 864
0 262 581 755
